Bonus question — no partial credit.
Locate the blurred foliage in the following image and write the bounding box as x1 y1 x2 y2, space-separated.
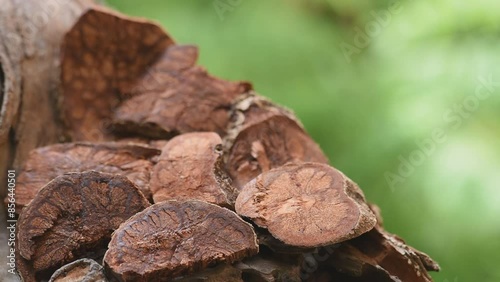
106 0 500 281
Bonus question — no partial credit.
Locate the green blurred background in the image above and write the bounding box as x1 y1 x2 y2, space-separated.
106 1 500 281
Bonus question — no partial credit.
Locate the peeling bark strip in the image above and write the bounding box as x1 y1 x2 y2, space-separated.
150 132 237 206
104 200 258 281
235 162 377 247
48 258 108 282
225 93 328 189
17 171 150 281
13 142 160 213
0 0 94 198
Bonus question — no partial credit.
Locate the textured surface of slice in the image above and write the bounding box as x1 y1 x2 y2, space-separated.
104 200 258 281
225 94 328 189
13 142 159 212
235 162 376 247
61 8 174 141
150 132 236 206
17 171 150 281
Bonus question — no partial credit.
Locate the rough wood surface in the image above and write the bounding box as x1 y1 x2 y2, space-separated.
150 132 237 206
17 171 150 281
235 162 377 247
12 142 159 213
104 200 258 281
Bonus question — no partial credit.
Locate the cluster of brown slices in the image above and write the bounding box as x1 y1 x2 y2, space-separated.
10 7 439 282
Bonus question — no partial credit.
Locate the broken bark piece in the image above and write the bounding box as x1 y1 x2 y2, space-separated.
235 162 377 248
104 200 258 281
173 264 243 282
49 258 108 282
326 227 439 282
17 171 150 281
113 66 252 139
224 93 328 189
12 142 160 213
61 7 174 141
150 132 236 206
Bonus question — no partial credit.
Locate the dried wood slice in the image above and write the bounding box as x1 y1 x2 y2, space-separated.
173 264 243 282
49 258 108 282
235 162 377 248
225 93 328 189
104 200 259 281
150 132 236 206
17 171 150 281
61 7 174 141
113 66 252 139
12 142 159 213
326 227 440 282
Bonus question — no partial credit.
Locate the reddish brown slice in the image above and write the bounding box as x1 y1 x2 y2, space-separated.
225 94 328 189
150 132 236 206
104 200 258 281
48 259 108 282
61 7 174 141
113 66 251 139
13 142 159 213
17 171 150 281
326 227 439 282
235 162 377 248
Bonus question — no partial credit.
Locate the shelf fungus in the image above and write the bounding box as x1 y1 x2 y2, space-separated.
224 94 328 189
48 259 108 282
103 200 258 281
150 132 237 206
12 142 159 213
17 171 150 281
235 162 377 248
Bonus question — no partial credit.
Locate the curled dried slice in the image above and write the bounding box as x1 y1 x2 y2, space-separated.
49 258 107 282
113 67 251 138
17 171 150 281
235 162 377 248
225 93 328 189
326 227 439 282
12 142 159 213
150 132 236 206
61 7 174 141
104 200 258 281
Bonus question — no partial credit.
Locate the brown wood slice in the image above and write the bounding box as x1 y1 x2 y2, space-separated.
61 7 174 141
49 258 108 282
326 227 440 282
235 162 377 248
11 142 159 213
150 132 237 206
225 94 328 189
103 200 259 281
17 171 150 281
113 66 252 139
